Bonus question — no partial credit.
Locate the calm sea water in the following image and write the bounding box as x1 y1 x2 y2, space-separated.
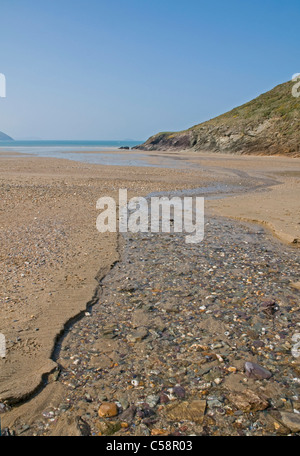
0 140 141 153
0 140 157 167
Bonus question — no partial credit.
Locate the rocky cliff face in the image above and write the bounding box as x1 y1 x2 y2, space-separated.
135 80 300 157
0 130 13 141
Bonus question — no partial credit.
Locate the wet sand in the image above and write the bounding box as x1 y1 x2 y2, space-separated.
0 150 299 434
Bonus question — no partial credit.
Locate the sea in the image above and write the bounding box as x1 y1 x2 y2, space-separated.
0 140 156 167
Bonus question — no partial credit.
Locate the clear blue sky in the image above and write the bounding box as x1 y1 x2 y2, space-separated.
0 0 299 140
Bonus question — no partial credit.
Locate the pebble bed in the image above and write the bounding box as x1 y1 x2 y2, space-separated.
5 214 300 436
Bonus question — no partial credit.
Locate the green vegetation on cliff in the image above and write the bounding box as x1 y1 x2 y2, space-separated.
136 80 300 157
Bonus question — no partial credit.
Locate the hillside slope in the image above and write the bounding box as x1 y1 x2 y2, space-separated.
136 80 300 157
0 130 13 141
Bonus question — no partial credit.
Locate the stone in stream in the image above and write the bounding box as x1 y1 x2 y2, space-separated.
252 340 265 348
145 395 160 408
96 420 122 435
261 299 277 316
98 402 118 418
134 424 151 436
172 385 186 399
127 327 148 343
264 414 290 435
50 416 90 436
117 394 129 410
118 405 137 423
228 389 269 412
244 361 272 379
101 324 117 339
290 281 300 291
160 300 180 313
166 400 206 424
279 412 300 433
159 392 170 404
207 397 223 409
132 309 149 328
90 353 112 369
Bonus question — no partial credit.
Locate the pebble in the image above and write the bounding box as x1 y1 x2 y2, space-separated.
127 327 148 343
98 402 118 418
228 389 269 412
146 395 160 408
279 412 300 433
244 362 272 379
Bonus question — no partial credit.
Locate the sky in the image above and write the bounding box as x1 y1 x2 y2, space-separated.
0 0 299 140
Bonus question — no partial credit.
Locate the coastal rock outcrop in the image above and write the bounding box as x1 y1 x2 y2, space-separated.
134 80 300 157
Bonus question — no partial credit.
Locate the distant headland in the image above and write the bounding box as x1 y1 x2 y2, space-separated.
0 130 14 141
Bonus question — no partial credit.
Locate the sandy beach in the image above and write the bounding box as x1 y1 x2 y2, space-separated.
2 0 299 439
0 150 299 435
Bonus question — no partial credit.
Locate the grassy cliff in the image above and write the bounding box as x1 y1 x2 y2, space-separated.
136 80 300 157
